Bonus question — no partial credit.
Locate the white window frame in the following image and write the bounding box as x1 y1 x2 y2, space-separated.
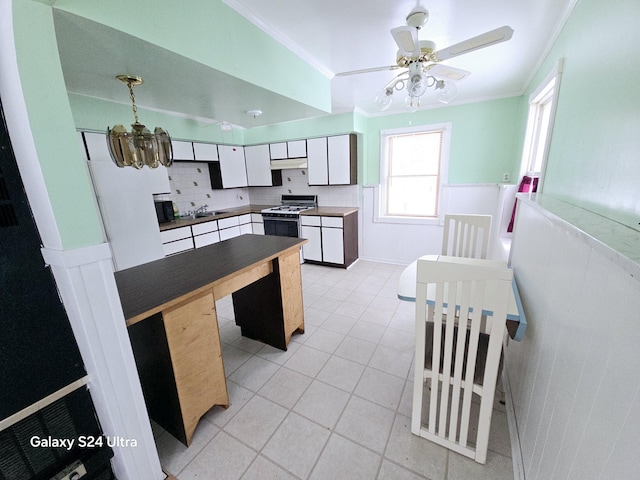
519 59 563 189
377 122 451 225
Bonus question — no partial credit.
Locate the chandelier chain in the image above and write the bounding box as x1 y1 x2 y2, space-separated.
127 81 140 124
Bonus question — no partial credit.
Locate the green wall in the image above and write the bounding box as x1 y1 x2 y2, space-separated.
531 0 640 225
13 1 103 249
362 97 523 185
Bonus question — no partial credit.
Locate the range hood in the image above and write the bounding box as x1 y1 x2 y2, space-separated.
270 158 308 170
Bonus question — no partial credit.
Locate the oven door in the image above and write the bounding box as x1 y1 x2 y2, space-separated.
262 216 299 237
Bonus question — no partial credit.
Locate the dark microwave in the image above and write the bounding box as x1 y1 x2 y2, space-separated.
155 200 174 223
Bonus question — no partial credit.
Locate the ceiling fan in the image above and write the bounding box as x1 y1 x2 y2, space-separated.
337 5 514 110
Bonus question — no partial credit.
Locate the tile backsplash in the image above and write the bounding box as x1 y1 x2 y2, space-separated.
156 162 358 215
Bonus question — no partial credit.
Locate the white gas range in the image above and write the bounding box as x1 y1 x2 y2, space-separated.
261 195 317 237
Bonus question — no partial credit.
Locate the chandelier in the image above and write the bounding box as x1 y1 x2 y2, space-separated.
107 75 173 169
373 62 458 113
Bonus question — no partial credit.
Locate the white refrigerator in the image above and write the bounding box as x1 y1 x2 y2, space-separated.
82 132 170 271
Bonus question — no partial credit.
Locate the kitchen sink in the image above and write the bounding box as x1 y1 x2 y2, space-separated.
195 211 227 217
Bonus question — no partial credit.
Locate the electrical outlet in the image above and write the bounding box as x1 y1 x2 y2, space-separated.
502 173 510 182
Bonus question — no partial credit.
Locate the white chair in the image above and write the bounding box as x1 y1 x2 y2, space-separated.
442 214 492 259
411 257 513 464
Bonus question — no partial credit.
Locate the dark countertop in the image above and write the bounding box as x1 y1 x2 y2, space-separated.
301 207 359 217
115 234 305 323
159 204 359 230
159 204 275 231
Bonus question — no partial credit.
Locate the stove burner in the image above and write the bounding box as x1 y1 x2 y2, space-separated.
261 195 318 216
261 205 314 214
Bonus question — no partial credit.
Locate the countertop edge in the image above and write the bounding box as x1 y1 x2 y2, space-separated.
301 207 359 217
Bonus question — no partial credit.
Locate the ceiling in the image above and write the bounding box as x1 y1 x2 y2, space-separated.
53 0 575 129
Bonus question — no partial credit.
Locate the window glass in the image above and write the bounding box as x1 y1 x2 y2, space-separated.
520 60 563 181
380 124 451 220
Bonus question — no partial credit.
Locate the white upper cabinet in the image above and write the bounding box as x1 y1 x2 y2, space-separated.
193 142 218 161
308 134 356 186
287 140 307 158
171 140 195 160
328 135 354 185
307 137 329 185
269 142 288 159
244 144 273 186
218 145 248 188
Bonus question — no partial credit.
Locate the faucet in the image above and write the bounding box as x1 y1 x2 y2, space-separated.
194 204 209 214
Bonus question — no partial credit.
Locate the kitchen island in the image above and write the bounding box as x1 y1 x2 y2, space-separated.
115 234 306 446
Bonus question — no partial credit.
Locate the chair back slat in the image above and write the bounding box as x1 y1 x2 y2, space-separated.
442 214 492 259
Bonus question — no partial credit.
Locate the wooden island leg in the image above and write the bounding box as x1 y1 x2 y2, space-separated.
278 248 305 345
163 290 229 446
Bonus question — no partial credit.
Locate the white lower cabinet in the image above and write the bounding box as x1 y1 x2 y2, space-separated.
321 217 344 265
251 213 264 235
218 215 240 240
160 226 194 256
163 238 194 255
219 226 241 240
300 213 357 268
194 231 220 248
300 223 322 261
300 215 345 264
238 214 252 235
161 211 263 256
192 220 220 248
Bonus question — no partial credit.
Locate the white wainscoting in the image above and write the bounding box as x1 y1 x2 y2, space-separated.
506 196 640 479
41 244 164 480
360 184 504 264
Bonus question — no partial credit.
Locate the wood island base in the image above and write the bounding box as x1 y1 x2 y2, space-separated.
118 235 306 446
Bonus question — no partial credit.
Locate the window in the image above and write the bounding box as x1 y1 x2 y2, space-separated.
379 123 451 222
520 59 563 181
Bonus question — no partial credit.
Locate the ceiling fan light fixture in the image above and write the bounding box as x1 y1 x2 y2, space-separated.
107 75 173 169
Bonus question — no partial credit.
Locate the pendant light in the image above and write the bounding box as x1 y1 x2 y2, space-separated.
107 75 173 169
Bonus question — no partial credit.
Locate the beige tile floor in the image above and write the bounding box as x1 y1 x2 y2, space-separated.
153 260 515 480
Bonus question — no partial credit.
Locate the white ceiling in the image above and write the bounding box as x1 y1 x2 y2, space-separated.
53 0 575 128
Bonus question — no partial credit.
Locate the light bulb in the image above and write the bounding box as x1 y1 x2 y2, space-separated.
374 88 393 111
435 80 458 104
407 72 427 98
404 95 420 112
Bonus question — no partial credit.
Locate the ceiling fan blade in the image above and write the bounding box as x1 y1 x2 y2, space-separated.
335 65 404 77
391 26 420 57
427 64 471 81
433 25 514 61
